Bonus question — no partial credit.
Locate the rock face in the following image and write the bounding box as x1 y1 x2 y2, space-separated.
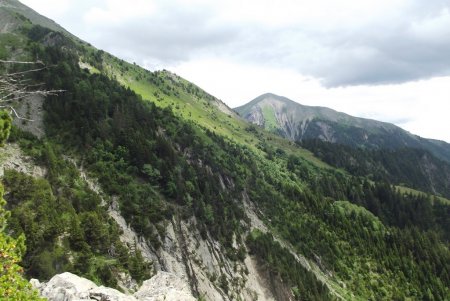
32 271 196 301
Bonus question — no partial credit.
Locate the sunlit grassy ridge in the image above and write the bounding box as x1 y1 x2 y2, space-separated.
88 53 331 169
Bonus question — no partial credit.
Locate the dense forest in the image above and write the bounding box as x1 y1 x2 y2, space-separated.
301 139 450 198
0 21 448 300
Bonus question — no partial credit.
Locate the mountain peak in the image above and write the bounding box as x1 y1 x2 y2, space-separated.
249 92 301 107
236 94 450 162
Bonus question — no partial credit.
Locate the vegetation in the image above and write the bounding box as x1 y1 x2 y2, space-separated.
5 130 152 286
0 110 11 146
247 229 333 301
0 182 44 300
301 139 450 198
0 18 448 300
0 110 43 300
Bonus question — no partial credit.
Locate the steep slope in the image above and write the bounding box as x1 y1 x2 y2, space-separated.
1 2 449 301
235 93 450 163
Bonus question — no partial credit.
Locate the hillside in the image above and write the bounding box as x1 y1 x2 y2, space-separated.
0 1 449 301
235 93 450 163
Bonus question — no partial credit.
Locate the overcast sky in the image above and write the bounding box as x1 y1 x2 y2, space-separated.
20 0 450 142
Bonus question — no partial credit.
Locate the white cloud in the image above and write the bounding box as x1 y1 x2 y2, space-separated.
410 7 450 43
83 0 156 24
20 0 71 17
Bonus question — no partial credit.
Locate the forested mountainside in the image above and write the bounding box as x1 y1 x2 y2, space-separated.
235 93 450 163
0 1 449 300
301 139 450 199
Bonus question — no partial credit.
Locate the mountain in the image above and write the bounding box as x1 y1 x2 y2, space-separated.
235 93 450 163
1 1 449 301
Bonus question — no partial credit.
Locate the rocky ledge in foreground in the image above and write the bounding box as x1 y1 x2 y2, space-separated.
31 271 196 301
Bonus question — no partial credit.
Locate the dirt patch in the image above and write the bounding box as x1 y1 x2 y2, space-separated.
11 94 45 138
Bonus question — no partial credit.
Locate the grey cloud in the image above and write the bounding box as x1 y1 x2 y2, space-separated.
241 1 450 87
86 3 239 66
312 10 450 87
83 0 450 86
236 1 450 87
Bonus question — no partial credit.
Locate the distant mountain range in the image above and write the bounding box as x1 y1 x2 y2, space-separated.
235 93 450 163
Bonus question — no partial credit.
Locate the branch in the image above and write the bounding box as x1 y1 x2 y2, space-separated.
0 60 64 120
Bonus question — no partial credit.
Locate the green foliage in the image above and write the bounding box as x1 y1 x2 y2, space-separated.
0 110 12 146
247 229 332 301
0 183 44 300
2 24 448 300
3 136 152 286
302 139 450 198
27 24 52 41
35 41 448 299
31 42 249 250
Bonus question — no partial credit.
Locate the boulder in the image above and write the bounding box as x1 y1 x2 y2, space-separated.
34 271 196 301
40 272 97 301
36 272 135 301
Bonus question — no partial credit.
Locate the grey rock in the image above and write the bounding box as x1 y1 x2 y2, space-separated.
34 271 196 301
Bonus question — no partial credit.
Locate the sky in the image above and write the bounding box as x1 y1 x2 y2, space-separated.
20 0 450 142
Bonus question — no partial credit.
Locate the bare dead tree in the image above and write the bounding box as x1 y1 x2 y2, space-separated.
0 60 64 121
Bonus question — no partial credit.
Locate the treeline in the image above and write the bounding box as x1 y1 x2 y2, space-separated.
301 139 450 198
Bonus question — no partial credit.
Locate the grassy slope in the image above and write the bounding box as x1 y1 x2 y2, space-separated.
94 53 331 169
261 104 278 130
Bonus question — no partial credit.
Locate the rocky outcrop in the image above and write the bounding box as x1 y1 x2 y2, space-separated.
31 271 196 301
11 94 46 138
0 143 47 178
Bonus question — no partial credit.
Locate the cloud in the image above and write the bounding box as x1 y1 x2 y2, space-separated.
79 0 238 65
310 4 450 86
214 0 450 87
